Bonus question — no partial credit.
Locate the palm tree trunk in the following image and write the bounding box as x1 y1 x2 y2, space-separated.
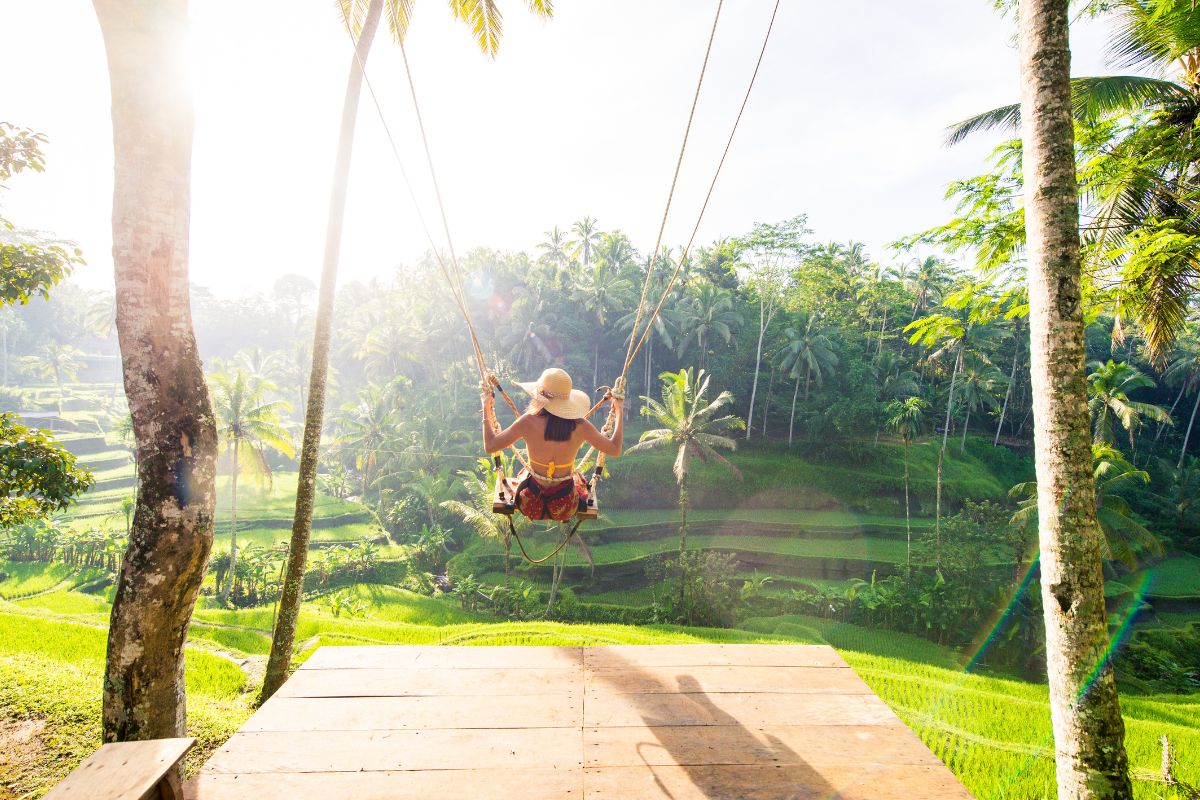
788 374 800 447
961 407 971 453
1155 383 1185 443
745 299 767 440
593 340 599 391
1178 389 1200 469
219 439 240 605
941 349 962 454
762 365 776 436
95 0 219 745
935 447 944 567
1020 2 1132 795
261 0 383 703
804 363 812 401
677 476 689 611
995 337 1020 446
903 438 911 577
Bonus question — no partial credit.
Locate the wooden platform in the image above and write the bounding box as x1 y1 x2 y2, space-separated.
190 645 974 799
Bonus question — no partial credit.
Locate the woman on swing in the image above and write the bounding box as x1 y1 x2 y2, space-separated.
482 367 623 522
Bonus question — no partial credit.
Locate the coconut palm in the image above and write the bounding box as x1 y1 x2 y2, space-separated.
776 312 838 446
886 396 928 576
25 341 85 415
538 225 570 270
907 256 955 317
1164 333 1200 467
209 370 294 605
336 385 401 497
628 369 745 605
1017 3 1134 791
1010 444 1164 569
572 261 634 387
265 0 555 701
1086 359 1172 449
954 354 1007 452
948 0 1200 362
568 215 602 266
676 281 741 370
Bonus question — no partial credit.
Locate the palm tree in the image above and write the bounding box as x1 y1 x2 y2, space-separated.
568 215 601 266
94 0 221 743
336 386 401 497
777 312 838 446
26 341 85 415
1010 444 1164 569
1164 334 1200 467
906 310 1000 558
1086 359 1171 450
954 354 1006 452
886 396 928 576
210 370 294 605
264 0 554 702
538 225 570 270
1017 2 1133 794
628 369 744 606
676 281 741 370
572 261 634 388
949 0 1200 363
906 256 955 318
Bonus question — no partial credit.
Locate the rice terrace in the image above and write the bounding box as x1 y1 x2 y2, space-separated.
2 0 1200 798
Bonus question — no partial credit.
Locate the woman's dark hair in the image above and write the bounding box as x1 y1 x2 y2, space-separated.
538 408 578 442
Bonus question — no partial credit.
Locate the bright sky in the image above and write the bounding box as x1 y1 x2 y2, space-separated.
4 1 1117 296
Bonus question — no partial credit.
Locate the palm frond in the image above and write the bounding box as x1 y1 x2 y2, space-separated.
526 0 553 17
1072 75 1190 123
451 0 503 57
1107 0 1200 70
696 442 743 480
944 104 1021 147
383 0 417 43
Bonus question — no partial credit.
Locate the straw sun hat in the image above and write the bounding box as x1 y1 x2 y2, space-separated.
515 368 591 420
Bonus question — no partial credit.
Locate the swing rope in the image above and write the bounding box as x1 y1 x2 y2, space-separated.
340 0 780 560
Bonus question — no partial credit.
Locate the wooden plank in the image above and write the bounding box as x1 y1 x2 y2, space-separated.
584 724 944 768
584 644 845 669
583 764 974 799
205 728 581 773
45 738 194 800
189 768 582 799
245 693 582 732
279 666 580 698
585 665 871 695
583 691 899 728
301 645 584 670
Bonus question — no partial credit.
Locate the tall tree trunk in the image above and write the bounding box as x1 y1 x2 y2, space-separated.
94 0 218 745
677 474 689 611
745 299 767 439
1020 2 1132 795
761 365 776 436
903 438 911 577
996 335 1021 446
941 349 962 454
788 374 800 447
219 440 240 605
1155 383 1186 443
935 447 944 567
1179 389 1200 469
961 406 971 453
261 0 383 703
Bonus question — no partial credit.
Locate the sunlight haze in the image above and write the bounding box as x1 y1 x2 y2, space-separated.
6 0 1112 294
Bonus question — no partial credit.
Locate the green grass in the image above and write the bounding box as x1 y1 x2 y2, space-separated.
0 563 90 600
746 614 1199 800
467 531 1004 569
1140 554 1200 599
605 436 1030 511
592 507 933 531
15 591 110 617
214 473 365 520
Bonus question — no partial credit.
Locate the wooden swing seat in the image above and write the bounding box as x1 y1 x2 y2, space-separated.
492 475 598 520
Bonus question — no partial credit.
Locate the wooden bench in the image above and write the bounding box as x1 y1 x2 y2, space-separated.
492 474 599 520
45 737 194 800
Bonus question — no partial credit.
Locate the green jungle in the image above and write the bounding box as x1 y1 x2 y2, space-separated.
4 0 1200 799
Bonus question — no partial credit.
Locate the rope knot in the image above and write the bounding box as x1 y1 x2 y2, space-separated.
610 376 627 401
